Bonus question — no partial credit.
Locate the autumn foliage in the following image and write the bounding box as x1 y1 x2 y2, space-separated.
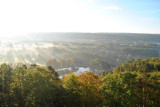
0 57 160 107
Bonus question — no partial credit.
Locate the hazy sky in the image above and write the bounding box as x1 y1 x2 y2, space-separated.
0 0 160 34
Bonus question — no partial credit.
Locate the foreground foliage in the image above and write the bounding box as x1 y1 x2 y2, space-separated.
0 57 160 107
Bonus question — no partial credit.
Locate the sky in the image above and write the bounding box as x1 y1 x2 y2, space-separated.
0 0 160 35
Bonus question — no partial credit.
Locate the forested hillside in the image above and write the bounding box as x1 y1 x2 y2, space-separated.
113 57 160 73
0 57 159 107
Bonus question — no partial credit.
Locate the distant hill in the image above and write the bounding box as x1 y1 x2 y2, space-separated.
28 32 160 43
113 57 160 73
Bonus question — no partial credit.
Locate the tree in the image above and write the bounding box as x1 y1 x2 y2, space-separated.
10 66 63 107
0 64 12 106
102 71 160 107
77 71 103 107
62 73 81 107
63 71 103 107
47 66 59 78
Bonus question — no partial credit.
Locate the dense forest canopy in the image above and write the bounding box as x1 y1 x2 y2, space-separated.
0 57 159 107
